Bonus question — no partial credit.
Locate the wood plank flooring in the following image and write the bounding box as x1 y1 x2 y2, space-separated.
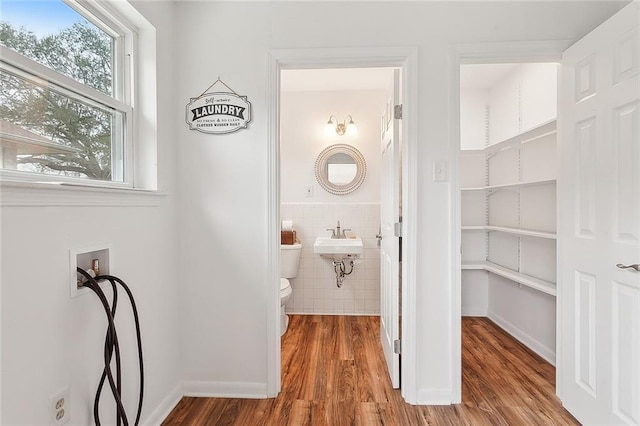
162 316 578 425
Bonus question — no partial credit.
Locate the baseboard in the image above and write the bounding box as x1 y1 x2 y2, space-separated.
488 311 556 366
141 384 183 426
285 311 380 316
182 381 268 398
416 388 452 405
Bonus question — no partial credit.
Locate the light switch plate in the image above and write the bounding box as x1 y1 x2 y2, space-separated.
433 160 449 182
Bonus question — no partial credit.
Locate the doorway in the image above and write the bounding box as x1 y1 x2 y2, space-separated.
458 61 560 402
278 66 394 308
266 47 418 402
278 65 400 384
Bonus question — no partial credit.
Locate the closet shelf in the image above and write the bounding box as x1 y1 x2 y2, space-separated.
461 261 557 296
484 119 557 154
459 119 557 156
461 225 486 230
461 178 556 192
486 225 556 239
460 261 486 270
461 225 557 239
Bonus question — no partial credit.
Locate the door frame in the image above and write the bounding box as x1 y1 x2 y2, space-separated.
449 40 573 403
266 46 419 402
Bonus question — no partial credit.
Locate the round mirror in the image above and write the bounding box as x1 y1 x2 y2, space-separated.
314 144 366 195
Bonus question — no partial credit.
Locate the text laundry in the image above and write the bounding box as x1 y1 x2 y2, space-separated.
191 104 246 120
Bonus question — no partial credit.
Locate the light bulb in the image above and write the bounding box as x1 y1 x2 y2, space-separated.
325 121 336 137
346 120 357 137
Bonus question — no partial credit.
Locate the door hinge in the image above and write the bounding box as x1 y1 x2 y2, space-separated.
394 339 402 354
394 222 402 237
394 104 403 120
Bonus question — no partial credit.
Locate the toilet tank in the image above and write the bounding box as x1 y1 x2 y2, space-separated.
281 242 302 278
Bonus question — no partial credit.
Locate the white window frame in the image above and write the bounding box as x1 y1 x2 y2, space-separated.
0 0 155 193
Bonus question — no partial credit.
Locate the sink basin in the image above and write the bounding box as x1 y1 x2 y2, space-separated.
314 236 363 257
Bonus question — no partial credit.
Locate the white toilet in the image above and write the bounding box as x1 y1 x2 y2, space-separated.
280 242 302 335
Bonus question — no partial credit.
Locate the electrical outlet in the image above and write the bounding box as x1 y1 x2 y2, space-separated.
49 387 70 425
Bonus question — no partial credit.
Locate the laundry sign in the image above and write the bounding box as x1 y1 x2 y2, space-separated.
185 78 252 134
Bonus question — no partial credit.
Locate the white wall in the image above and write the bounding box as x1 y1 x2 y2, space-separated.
488 275 557 364
174 0 626 403
0 1 182 424
280 89 384 315
461 271 489 316
460 89 488 151
281 90 384 203
488 68 522 145
460 151 488 316
489 63 558 145
520 63 559 132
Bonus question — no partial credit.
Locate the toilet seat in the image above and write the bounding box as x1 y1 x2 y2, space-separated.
280 278 290 291
280 278 292 299
280 278 292 336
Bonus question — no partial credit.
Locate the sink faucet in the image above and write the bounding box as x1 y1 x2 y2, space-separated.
327 221 351 239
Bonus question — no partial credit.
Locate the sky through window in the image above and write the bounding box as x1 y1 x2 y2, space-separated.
1 0 83 37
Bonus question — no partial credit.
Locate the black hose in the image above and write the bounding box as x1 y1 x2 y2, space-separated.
77 268 144 426
96 274 145 426
96 278 122 426
77 270 129 426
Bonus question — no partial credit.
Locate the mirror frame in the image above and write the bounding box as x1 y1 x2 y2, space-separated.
314 143 367 195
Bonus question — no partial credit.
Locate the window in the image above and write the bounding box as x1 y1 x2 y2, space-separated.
0 0 134 185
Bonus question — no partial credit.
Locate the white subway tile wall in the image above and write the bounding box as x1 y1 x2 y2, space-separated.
281 202 381 315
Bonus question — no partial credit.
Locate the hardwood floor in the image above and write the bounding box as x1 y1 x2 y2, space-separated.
162 316 578 425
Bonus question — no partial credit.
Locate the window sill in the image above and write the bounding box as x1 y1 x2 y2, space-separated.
0 180 168 207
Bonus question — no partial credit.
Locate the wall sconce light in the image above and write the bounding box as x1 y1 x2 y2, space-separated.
325 115 357 137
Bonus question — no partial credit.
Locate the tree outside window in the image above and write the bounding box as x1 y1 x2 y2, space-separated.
0 0 126 182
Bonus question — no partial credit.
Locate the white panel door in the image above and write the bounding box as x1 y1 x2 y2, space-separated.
559 2 640 424
380 69 401 388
